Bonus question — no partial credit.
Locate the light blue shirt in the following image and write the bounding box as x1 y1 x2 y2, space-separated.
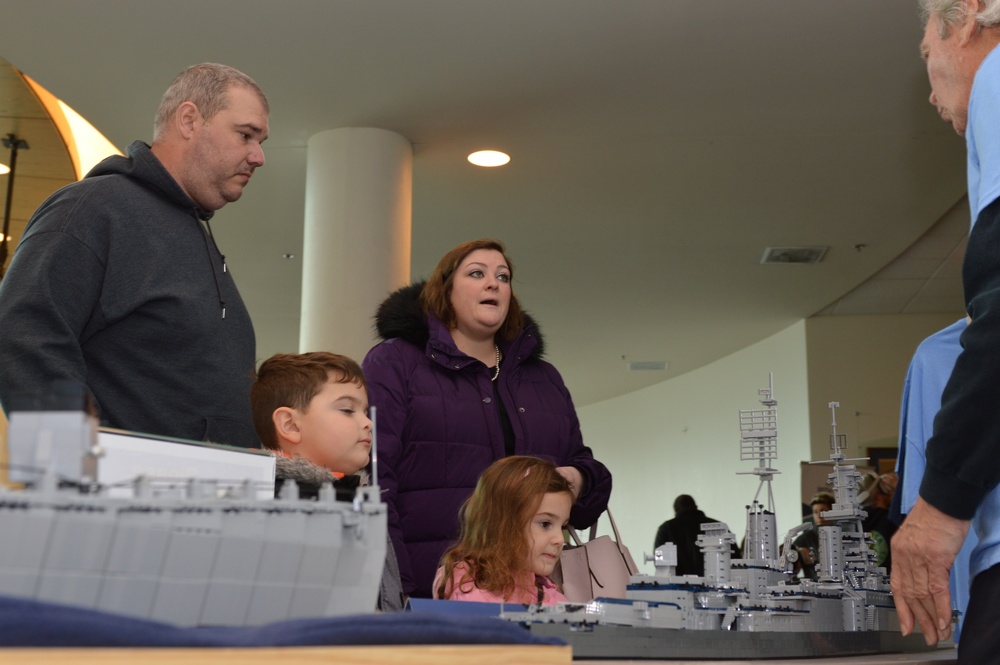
966 44 1000 225
897 318 976 642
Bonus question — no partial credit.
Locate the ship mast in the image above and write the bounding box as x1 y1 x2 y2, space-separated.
737 373 781 561
810 401 876 582
738 372 780 511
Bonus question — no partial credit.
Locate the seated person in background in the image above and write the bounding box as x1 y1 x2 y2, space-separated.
792 492 835 580
434 456 573 605
857 471 899 572
251 351 405 611
654 494 733 576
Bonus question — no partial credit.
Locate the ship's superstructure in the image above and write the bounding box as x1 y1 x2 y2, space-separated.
503 377 931 659
0 397 386 627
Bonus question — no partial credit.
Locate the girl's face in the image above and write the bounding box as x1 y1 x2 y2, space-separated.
526 491 572 578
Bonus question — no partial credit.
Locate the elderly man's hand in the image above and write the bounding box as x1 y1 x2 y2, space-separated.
890 497 970 646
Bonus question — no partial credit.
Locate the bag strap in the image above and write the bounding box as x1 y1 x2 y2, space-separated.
568 507 626 545
605 507 625 544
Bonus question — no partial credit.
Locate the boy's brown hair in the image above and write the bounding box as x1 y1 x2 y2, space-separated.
251 352 366 450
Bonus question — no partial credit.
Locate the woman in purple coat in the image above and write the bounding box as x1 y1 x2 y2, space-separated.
362 239 613 598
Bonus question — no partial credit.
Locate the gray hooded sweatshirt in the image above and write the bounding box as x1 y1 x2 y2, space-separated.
0 141 258 448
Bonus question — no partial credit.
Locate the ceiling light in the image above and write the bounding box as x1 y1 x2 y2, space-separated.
468 150 510 167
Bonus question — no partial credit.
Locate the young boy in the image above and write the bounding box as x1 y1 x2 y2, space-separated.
251 351 405 611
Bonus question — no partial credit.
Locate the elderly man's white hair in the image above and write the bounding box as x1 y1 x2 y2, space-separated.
921 0 1000 36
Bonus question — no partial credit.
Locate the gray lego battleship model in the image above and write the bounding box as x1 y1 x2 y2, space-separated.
0 392 386 627
503 376 934 659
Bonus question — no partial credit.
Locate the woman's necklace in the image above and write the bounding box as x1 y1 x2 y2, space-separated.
491 344 501 381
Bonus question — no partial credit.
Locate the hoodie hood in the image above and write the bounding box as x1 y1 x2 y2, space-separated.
372 281 546 358
88 141 230 318
88 141 215 222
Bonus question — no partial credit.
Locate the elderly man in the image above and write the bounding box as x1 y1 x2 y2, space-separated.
0 63 268 448
891 1 1000 659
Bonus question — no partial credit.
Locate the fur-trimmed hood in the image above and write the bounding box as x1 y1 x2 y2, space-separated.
372 281 546 358
273 454 369 501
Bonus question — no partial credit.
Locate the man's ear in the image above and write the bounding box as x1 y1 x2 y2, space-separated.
958 0 984 46
175 101 202 139
272 406 301 446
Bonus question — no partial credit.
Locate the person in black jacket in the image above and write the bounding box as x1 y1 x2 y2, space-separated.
791 492 835 581
653 495 726 576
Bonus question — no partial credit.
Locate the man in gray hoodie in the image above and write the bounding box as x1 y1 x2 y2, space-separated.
0 63 268 448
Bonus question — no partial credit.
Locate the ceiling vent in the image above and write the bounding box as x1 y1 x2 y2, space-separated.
759 246 828 265
627 360 668 371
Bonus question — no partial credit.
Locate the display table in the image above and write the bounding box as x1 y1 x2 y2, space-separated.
0 645 571 665
0 643 955 664
0 595 957 664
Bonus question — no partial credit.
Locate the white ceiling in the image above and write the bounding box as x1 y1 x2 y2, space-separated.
0 0 968 406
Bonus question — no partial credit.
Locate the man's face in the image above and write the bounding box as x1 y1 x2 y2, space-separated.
184 85 268 211
921 14 973 136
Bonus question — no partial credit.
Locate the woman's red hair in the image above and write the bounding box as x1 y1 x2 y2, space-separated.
419 239 526 342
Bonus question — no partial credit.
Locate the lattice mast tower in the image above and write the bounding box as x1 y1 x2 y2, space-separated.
738 373 780 561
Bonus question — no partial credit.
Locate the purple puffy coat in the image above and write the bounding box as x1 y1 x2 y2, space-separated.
361 283 613 598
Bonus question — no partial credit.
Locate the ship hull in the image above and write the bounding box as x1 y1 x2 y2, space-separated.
524 623 936 660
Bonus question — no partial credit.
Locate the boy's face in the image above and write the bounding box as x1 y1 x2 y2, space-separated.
526 491 572 578
295 377 372 476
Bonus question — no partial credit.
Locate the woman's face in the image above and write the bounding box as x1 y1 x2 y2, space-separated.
449 248 511 339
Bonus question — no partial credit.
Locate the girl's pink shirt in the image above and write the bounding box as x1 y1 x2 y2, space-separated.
432 562 567 606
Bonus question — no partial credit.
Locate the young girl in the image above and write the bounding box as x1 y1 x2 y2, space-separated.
433 455 574 605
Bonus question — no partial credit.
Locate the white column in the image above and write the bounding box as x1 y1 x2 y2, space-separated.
300 128 412 361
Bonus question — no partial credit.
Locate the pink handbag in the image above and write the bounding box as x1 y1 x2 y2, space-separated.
556 508 638 601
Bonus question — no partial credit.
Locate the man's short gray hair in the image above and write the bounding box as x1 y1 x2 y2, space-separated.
153 63 268 142
921 0 1000 37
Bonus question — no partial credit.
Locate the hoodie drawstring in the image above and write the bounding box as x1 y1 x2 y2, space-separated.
202 219 228 319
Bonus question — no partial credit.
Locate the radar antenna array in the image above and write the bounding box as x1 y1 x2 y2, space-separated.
737 372 780 511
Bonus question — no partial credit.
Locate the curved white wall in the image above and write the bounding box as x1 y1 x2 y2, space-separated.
577 321 810 572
